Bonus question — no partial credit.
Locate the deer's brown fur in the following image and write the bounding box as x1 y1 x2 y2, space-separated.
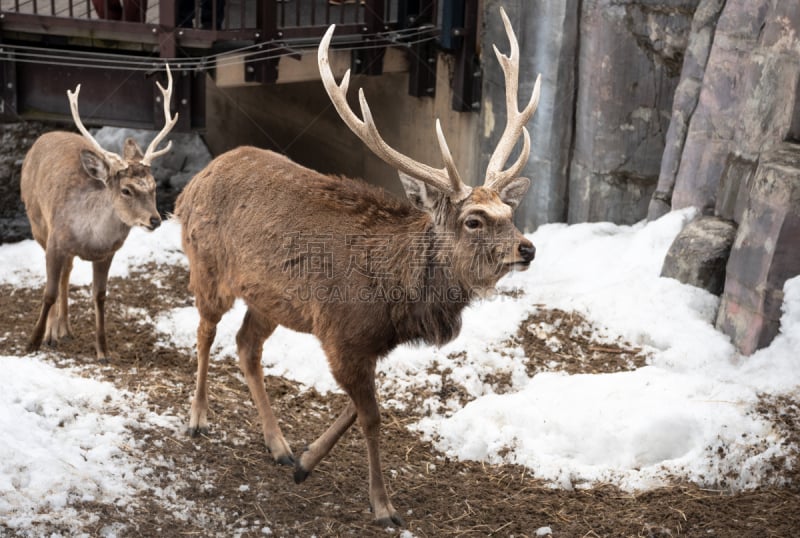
176 148 534 526
21 67 177 359
176 9 539 527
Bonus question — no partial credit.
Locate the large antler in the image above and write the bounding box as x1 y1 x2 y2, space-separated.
318 25 470 201
141 64 179 166
484 7 542 192
67 85 128 174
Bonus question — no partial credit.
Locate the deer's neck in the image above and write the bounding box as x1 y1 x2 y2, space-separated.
385 218 471 347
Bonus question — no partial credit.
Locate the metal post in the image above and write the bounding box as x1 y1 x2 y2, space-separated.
450 0 480 111
248 0 278 83
351 0 385 76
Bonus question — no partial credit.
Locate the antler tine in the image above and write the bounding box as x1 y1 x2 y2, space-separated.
141 64 179 166
67 84 127 173
484 7 542 191
318 25 469 200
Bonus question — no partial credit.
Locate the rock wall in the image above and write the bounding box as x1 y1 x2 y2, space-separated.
651 0 800 354
568 0 698 225
666 0 800 212
0 122 53 242
481 0 700 230
648 0 727 219
716 144 800 355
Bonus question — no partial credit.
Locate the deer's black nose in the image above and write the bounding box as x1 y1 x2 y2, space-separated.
519 242 536 263
150 216 162 230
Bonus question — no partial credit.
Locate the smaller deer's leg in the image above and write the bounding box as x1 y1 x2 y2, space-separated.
188 315 218 436
28 247 66 352
45 257 74 344
237 308 294 466
294 401 357 483
92 257 113 361
44 256 74 346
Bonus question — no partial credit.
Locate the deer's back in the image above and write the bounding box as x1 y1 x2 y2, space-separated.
176 146 430 351
176 145 417 253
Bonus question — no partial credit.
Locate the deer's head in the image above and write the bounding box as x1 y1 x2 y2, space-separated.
67 66 179 231
319 7 540 292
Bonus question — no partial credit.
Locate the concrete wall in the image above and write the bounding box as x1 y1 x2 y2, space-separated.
204 52 479 198
479 0 580 230
205 1 699 232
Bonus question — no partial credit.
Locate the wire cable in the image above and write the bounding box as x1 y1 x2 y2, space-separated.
0 25 441 73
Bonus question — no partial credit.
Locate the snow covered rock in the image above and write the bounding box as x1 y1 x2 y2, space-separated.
661 215 736 295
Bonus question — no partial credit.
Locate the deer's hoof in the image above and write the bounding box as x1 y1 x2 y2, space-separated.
375 513 406 528
275 453 295 466
187 425 209 437
293 464 311 484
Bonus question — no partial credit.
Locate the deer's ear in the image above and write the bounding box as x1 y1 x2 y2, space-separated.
498 177 530 210
399 172 446 212
80 149 110 184
122 137 144 161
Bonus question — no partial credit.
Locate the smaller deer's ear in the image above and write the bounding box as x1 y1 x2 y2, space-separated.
80 149 110 184
498 177 531 210
122 137 144 162
399 172 446 212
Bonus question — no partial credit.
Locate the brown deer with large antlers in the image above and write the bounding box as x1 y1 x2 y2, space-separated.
175 8 539 526
21 66 178 360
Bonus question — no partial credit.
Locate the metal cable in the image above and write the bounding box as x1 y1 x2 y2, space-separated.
0 26 440 73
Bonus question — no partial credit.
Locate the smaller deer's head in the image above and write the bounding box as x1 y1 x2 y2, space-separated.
68 66 179 231
319 7 540 293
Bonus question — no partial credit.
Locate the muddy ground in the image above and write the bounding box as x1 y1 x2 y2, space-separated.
0 263 798 537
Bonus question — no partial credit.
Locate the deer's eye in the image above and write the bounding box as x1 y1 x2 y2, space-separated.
121 187 132 197
465 218 483 230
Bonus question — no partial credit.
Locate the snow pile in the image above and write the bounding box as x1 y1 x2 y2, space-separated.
1 206 798 529
0 219 186 288
0 356 181 531
407 210 799 490
148 208 800 491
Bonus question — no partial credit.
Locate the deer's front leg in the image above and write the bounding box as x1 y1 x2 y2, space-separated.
331 352 404 527
28 246 67 352
354 386 403 527
44 256 74 346
92 257 113 361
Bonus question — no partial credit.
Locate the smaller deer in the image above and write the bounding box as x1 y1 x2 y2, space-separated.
21 66 178 360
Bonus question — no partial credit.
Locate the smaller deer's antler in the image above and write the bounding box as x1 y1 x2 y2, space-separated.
67 85 128 174
141 64 179 166
68 64 179 170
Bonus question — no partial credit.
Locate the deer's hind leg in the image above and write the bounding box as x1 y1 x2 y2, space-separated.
237 307 294 465
188 275 233 436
